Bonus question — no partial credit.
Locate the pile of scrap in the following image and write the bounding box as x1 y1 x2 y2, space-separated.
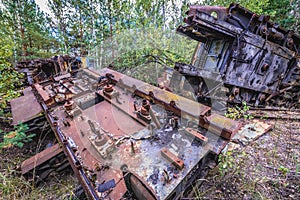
16 55 82 84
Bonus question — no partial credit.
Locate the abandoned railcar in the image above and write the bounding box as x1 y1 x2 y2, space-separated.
174 3 300 108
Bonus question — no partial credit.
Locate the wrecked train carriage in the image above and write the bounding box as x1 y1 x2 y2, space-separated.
14 63 271 199
174 3 300 108
17 66 250 200
12 4 280 199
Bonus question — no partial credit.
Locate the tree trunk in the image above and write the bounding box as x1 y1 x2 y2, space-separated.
20 25 27 57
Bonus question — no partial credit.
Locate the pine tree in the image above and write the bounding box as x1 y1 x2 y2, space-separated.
0 0 58 60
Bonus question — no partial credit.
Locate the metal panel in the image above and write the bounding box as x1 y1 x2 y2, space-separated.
11 87 43 125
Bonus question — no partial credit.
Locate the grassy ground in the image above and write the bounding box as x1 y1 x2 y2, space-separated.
0 127 79 200
1 118 299 199
195 119 300 199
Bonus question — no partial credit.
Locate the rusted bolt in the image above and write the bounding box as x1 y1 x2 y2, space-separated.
140 99 150 116
259 94 266 101
260 25 268 35
142 99 150 110
104 84 114 93
140 106 149 116
233 87 239 96
95 163 101 171
149 91 154 97
130 141 135 154
142 99 147 105
64 100 74 110
262 63 269 72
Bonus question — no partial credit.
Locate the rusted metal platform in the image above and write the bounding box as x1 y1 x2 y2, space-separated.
11 87 43 125
21 143 63 175
25 67 243 200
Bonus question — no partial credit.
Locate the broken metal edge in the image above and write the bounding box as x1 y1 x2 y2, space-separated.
39 101 100 200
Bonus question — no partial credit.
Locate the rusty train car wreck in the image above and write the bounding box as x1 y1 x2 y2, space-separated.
11 3 290 200
175 3 300 108
25 67 244 199
16 62 274 199
16 63 273 199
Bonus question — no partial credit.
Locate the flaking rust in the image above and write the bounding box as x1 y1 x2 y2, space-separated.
161 147 185 170
13 3 286 200
17 67 242 200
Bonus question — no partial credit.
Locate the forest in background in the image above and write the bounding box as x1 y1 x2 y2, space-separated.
1 0 299 62
0 0 300 114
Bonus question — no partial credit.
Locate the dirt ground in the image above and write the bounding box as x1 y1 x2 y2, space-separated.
196 119 300 200
0 118 299 199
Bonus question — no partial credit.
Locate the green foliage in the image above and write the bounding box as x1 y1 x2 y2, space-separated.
225 101 253 120
263 0 295 28
0 0 58 60
89 25 197 75
291 0 300 34
0 123 34 149
47 0 193 55
0 160 78 199
278 165 290 176
218 150 236 176
201 0 270 14
218 150 248 176
1 0 299 61
200 0 299 32
0 34 23 115
113 28 196 68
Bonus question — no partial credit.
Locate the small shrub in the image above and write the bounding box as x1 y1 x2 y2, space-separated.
225 101 253 120
0 123 35 148
218 150 236 176
278 165 290 176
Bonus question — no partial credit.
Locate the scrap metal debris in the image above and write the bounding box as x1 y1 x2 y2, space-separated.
11 3 300 200
14 65 274 200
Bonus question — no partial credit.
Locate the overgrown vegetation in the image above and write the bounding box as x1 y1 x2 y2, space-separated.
218 150 244 176
0 155 78 199
225 101 253 120
196 120 300 199
1 0 298 63
0 122 79 199
0 123 35 149
90 26 197 81
201 0 299 31
0 35 24 117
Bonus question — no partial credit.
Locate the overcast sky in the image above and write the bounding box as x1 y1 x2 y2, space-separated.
35 0 52 16
35 0 201 14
